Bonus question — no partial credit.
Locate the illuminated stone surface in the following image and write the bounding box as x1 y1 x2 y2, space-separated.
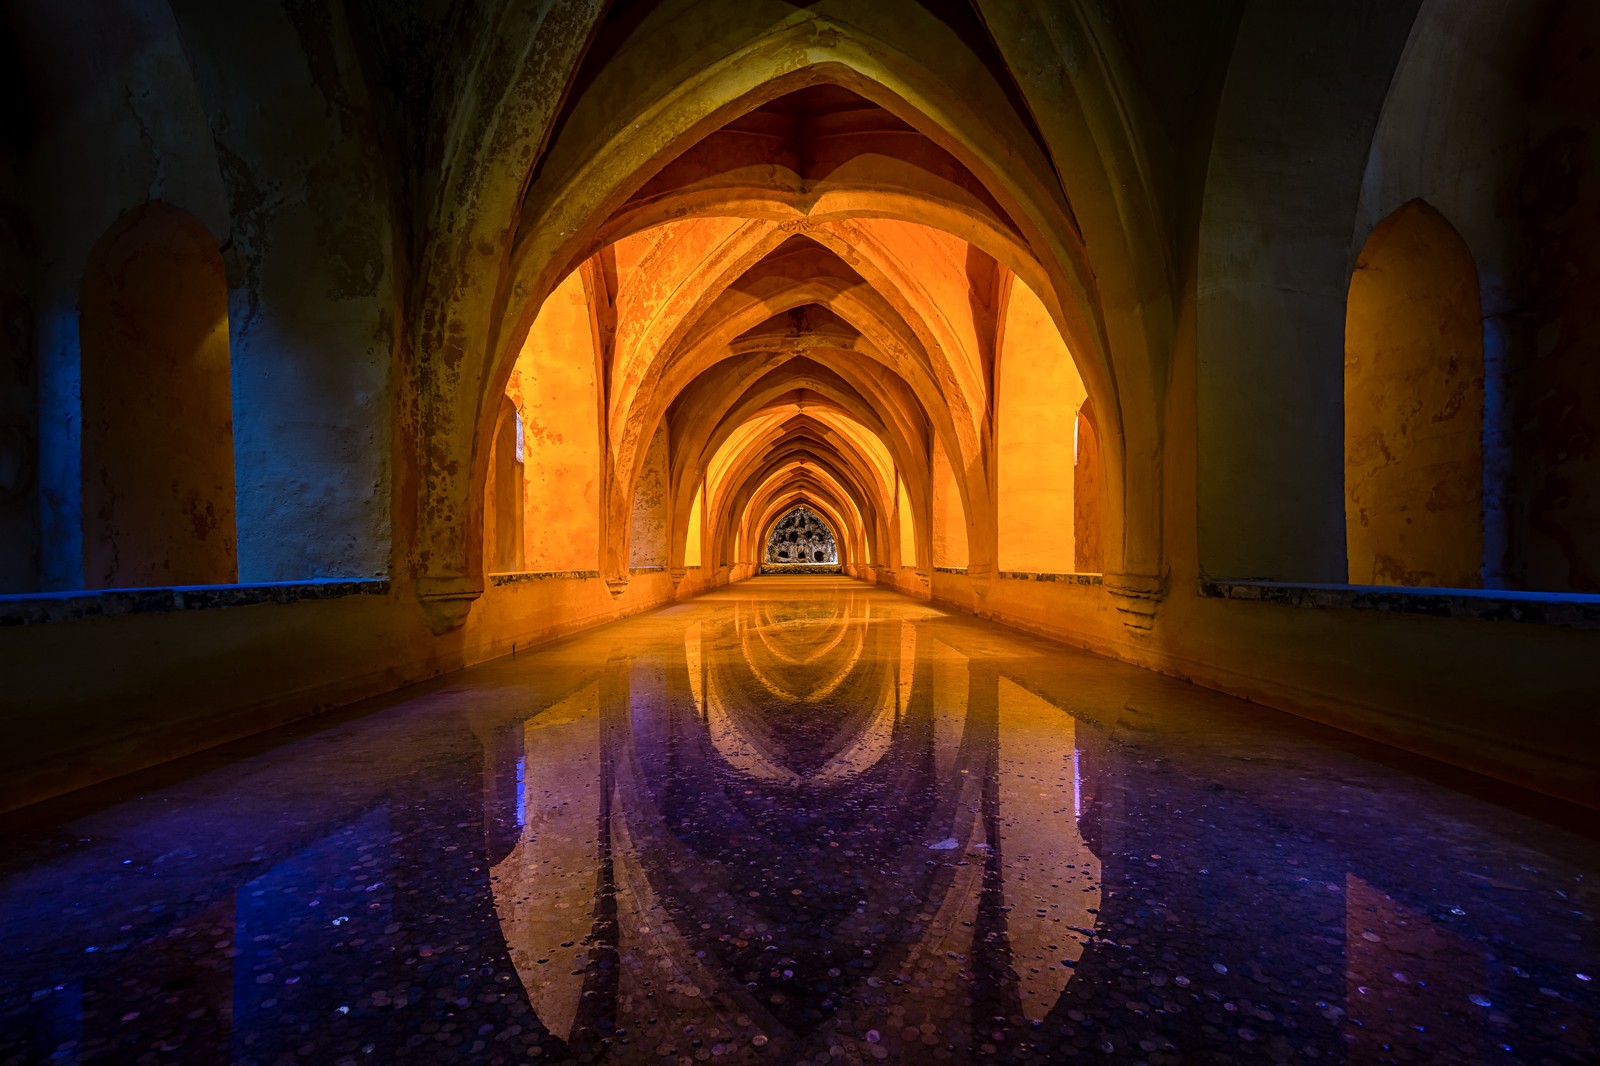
765 505 838 565
1 579 1595 1063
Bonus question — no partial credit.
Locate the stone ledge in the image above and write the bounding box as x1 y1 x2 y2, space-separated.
0 578 390 627
998 571 1103 585
489 569 601 586
628 566 667 574
933 565 967 575
760 563 844 575
1199 580 1600 629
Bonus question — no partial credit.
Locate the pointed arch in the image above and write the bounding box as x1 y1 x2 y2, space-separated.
412 0 1169 603
1345 199 1484 588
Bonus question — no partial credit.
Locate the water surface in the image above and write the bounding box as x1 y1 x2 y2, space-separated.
2 578 1596 1063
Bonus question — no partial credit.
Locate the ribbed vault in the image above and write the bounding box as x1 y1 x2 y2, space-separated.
424 0 1163 607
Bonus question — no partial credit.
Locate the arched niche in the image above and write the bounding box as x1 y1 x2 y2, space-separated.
506 268 603 572
1345 199 1484 588
80 201 236 589
997 277 1089 573
1196 0 1423 583
485 395 525 573
895 475 917 569
1074 400 1106 574
930 434 967 569
630 423 669 569
684 482 705 568
0 165 35 592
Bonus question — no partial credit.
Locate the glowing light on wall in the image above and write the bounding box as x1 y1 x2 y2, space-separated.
897 475 916 568
997 277 1088 573
508 268 602 572
685 484 704 567
931 435 967 569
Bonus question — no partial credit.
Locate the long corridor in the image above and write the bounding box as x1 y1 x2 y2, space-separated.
2 578 1596 1064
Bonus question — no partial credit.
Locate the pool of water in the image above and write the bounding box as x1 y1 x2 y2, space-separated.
1 578 1596 1063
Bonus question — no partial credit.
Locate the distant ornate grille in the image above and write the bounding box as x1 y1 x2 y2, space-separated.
765 505 838 564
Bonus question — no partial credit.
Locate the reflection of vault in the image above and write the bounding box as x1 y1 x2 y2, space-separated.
712 597 883 778
487 629 1106 1054
736 599 864 702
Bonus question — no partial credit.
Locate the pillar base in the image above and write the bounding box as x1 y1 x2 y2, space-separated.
1104 572 1166 633
416 574 481 634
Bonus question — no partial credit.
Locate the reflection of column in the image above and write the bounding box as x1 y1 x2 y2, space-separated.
569 661 629 1045
968 662 1017 1033
484 721 525 867
489 682 601 1045
13 980 82 1062
232 807 398 1061
994 677 1100 1022
608 652 756 1051
1345 874 1487 1063
852 631 984 1058
897 618 916 716
84 894 234 1060
929 642 967 785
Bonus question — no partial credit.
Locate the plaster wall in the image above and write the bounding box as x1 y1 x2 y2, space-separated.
80 204 237 589
5 0 231 591
485 399 525 573
1353 0 1545 592
1073 409 1105 573
918 571 1600 810
0 144 34 592
1147 586 1600 809
930 435 968 569
895 478 916 569
630 424 669 568
508 270 603 573
880 566 927 601
169 0 395 582
1196 0 1423 582
1515 3 1600 592
997 279 1087 573
684 487 704 568
1344 202 1483 588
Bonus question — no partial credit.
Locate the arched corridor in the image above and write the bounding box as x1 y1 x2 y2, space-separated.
2 2 1599 1061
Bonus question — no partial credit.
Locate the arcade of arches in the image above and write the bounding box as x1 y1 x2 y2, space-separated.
1 1 1598 816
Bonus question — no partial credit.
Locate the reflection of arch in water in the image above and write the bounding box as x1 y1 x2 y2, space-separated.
704 682 896 784
484 632 1107 1054
750 590 854 639
716 610 882 772
738 597 867 700
688 602 892 785
747 595 859 668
